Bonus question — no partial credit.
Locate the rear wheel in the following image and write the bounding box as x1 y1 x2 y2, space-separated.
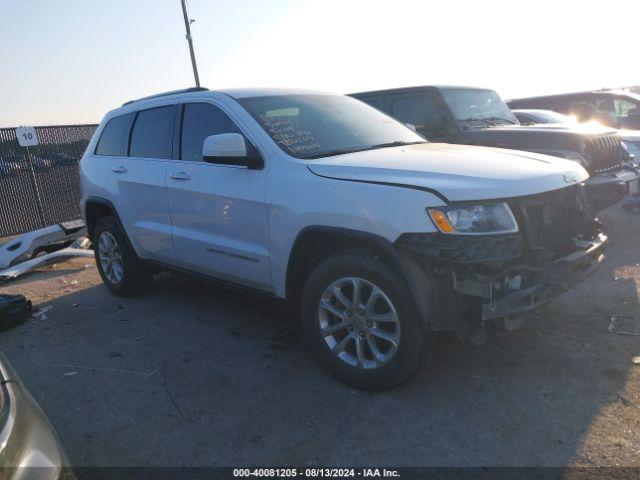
93 216 153 297
300 252 431 390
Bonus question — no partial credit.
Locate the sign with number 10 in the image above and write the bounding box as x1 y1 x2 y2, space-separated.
16 126 39 147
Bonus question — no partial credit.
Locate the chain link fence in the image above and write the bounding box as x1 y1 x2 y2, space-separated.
0 124 97 237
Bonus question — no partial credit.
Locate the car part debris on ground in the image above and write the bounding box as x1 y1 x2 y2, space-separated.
608 315 640 336
0 294 33 331
0 247 94 283
32 305 53 320
0 220 87 270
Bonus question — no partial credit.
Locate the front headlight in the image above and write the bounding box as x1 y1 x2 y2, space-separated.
428 202 519 234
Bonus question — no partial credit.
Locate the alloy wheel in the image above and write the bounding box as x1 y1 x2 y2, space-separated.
98 231 123 284
318 277 401 369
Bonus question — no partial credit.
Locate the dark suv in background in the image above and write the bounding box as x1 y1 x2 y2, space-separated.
508 90 640 130
351 86 640 211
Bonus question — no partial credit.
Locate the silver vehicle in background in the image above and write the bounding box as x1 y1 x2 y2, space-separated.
0 353 72 479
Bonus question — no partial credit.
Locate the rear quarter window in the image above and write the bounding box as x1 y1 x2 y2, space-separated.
94 113 133 156
129 105 176 159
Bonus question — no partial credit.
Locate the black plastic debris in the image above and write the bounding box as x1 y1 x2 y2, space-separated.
0 294 33 331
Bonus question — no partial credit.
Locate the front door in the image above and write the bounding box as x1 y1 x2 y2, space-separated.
166 102 271 291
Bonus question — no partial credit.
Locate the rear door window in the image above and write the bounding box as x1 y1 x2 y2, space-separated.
391 95 444 135
95 113 133 156
180 103 241 162
129 105 176 159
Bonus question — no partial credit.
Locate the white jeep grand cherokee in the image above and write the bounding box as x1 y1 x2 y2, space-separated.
80 87 606 390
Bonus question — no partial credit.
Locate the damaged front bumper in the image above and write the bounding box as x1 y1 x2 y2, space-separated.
397 232 607 331
397 232 607 334
395 186 607 335
478 233 606 320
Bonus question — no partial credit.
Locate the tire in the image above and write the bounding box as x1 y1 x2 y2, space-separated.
300 252 431 390
93 216 153 297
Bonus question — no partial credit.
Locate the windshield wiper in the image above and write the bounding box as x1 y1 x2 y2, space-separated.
303 141 426 159
459 117 484 122
459 117 516 129
458 117 490 130
303 146 374 159
367 140 427 149
483 116 517 125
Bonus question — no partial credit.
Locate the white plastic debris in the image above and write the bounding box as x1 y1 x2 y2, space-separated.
32 305 53 318
0 247 94 282
0 221 87 269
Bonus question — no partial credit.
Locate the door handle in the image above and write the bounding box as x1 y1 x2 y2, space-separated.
111 166 127 174
170 172 191 181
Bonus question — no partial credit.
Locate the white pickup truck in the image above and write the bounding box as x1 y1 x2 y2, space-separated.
80 87 606 390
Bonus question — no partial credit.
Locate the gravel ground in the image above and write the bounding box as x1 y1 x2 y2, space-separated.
0 206 638 468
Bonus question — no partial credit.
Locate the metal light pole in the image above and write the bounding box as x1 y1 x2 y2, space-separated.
180 0 201 87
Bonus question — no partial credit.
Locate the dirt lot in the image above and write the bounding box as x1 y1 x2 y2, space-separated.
0 207 639 468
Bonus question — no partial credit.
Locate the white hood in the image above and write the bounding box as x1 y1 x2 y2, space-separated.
306 143 589 202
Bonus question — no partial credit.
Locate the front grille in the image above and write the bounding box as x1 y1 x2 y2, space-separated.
584 134 622 173
511 185 597 262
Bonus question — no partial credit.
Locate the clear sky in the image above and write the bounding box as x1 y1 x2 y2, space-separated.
0 0 638 127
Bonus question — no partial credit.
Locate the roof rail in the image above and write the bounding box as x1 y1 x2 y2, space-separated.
122 87 209 106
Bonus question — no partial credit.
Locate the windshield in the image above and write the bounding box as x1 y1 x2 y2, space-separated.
441 89 518 125
239 94 426 159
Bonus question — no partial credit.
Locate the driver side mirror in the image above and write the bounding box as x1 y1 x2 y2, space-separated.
203 133 263 169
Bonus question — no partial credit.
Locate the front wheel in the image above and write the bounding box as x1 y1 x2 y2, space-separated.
93 216 154 297
300 253 431 390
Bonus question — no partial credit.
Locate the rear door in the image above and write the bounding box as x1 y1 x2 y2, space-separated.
110 105 177 263
166 102 271 290
89 112 134 210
